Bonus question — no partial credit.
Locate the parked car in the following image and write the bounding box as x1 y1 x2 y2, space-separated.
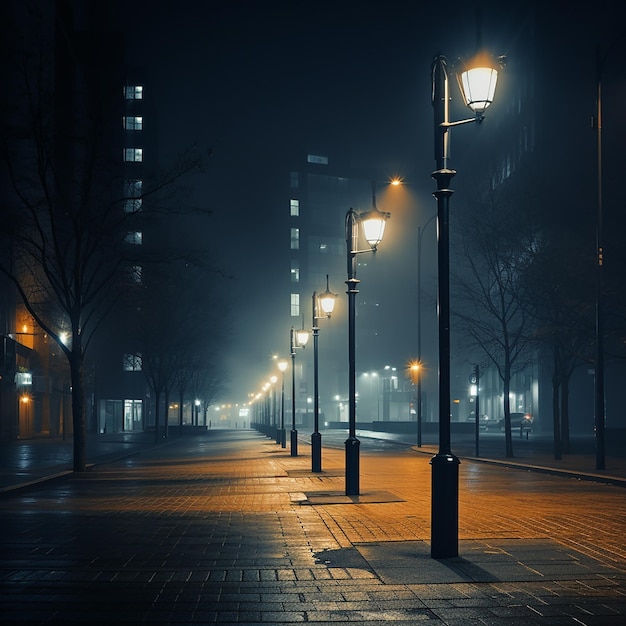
465 413 491 430
497 412 533 432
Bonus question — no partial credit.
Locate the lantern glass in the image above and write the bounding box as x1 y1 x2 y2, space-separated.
360 209 389 248
296 328 309 347
459 59 498 114
319 291 336 316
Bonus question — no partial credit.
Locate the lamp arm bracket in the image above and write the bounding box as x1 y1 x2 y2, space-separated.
440 116 483 128
350 247 379 255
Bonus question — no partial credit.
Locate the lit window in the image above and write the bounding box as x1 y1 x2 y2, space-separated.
123 354 143 371
124 198 142 213
123 116 143 130
290 199 299 216
307 154 328 165
125 179 142 195
124 399 143 430
290 293 300 317
124 85 143 100
290 228 299 250
290 261 299 282
124 148 143 162
128 265 142 284
125 231 143 245
124 179 142 212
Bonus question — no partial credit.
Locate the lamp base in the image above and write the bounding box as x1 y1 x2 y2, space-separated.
311 431 322 472
345 436 360 495
290 429 298 457
430 452 460 558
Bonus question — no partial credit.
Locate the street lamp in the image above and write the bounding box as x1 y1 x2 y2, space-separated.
290 322 309 456
417 212 436 446
312 275 337 472
430 52 501 558
262 382 270 436
408 361 421 443
278 359 288 448
345 183 390 495
270 375 278 440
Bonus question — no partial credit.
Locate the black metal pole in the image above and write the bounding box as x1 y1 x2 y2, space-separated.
474 365 480 458
430 54 460 559
280 370 286 448
417 224 423 448
345 208 360 495
290 328 298 456
312 293 322 472
595 45 605 471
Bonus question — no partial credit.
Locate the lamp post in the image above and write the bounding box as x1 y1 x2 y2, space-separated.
417 213 436 446
408 361 421 443
290 323 309 456
262 382 270 436
312 275 337 472
345 183 390 496
430 52 501 558
270 375 278 440
278 360 288 448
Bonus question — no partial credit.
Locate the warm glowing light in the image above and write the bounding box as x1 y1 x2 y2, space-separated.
457 53 500 114
389 177 403 186
407 360 421 384
360 208 390 249
278 360 288 372
296 328 309 347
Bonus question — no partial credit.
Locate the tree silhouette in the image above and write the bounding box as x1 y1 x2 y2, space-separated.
453 188 538 458
0 4 206 469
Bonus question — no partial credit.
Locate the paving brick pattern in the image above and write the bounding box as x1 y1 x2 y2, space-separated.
1 429 625 624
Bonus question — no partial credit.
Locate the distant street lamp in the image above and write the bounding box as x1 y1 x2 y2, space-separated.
408 361 421 444
278 359 288 448
417 213 436 446
592 37 625 470
262 382 270 436
311 275 337 472
430 52 502 558
290 323 309 456
345 183 390 495
270 375 278 438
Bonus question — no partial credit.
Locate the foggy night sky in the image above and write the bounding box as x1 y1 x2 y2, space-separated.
112 0 618 399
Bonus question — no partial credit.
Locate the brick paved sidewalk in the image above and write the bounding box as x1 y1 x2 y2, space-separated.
1 429 625 624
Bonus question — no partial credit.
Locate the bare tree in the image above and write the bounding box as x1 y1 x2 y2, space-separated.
0 5 206 468
453 188 539 458
525 236 594 457
137 258 225 441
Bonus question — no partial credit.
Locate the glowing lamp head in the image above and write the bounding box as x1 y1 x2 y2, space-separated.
359 207 390 249
457 53 502 115
296 328 309 347
318 275 337 318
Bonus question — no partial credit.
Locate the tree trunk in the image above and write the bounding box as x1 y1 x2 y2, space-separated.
69 347 87 472
178 390 184 435
163 390 170 438
552 345 562 460
504 372 513 458
561 373 571 454
154 389 161 444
